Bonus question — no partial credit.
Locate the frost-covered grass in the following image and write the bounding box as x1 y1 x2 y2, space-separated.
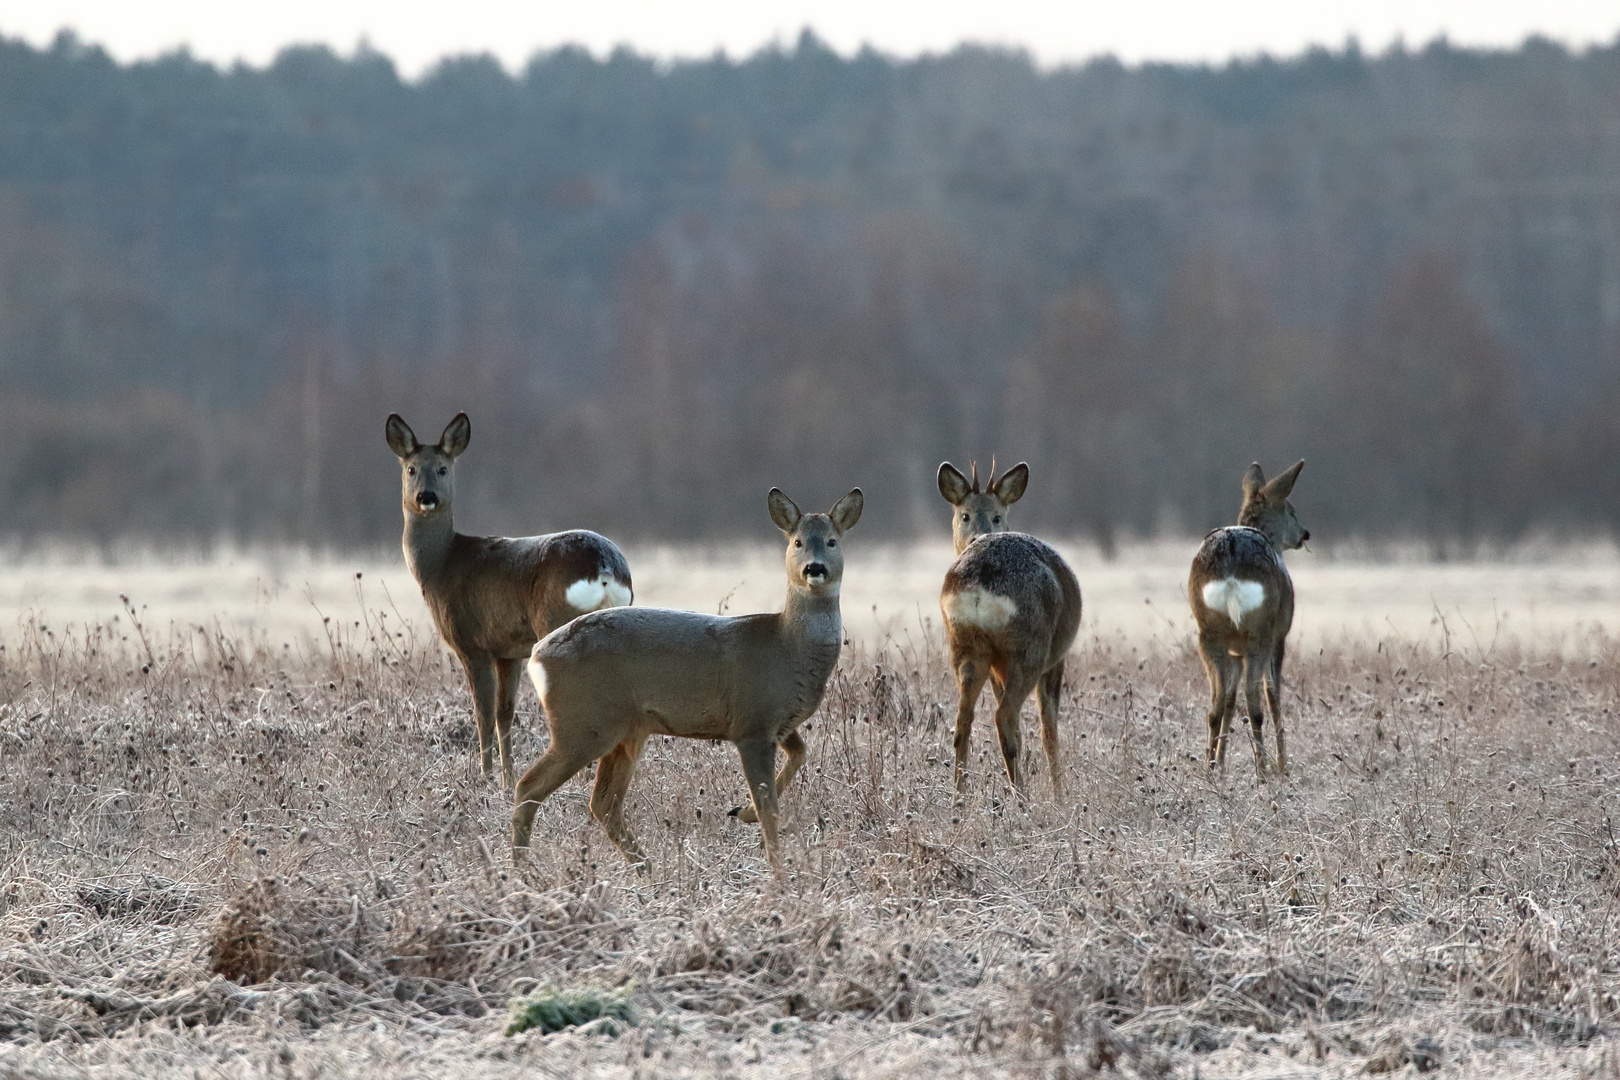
0 600 1618 1077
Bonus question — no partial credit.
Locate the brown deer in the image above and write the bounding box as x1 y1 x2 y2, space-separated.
937 461 1082 796
385 413 633 787
1188 460 1309 774
511 487 863 872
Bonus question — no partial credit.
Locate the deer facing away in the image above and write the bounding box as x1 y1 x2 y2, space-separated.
385 413 633 787
1188 460 1309 774
937 461 1082 796
511 487 863 871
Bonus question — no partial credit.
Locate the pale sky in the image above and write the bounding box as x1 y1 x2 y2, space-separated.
2 1 1617 76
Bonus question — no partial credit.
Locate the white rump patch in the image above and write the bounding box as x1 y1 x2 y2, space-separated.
1202 578 1266 628
943 587 1018 631
566 575 631 612
526 655 548 703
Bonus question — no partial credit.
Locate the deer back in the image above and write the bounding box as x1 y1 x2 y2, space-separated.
427 530 632 656
529 487 859 747
1189 460 1308 646
941 533 1081 665
1188 527 1294 644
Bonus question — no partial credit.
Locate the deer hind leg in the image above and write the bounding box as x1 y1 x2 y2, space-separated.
510 724 615 864
951 653 991 793
1036 661 1065 797
1243 652 1271 775
1267 641 1288 774
733 731 806 825
590 736 649 869
494 657 523 789
736 738 784 873
1199 638 1239 768
992 667 1041 794
462 654 500 779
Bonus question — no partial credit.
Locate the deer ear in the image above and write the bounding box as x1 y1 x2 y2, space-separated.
1265 459 1305 499
828 488 864 533
439 413 471 458
1241 462 1266 498
991 462 1029 505
767 488 803 533
937 463 970 505
385 414 419 458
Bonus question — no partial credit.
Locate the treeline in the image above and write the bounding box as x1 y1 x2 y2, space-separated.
1 30 1618 548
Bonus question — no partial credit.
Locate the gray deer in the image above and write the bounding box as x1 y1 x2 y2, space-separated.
1187 460 1309 774
511 487 863 872
385 413 632 787
937 462 1082 796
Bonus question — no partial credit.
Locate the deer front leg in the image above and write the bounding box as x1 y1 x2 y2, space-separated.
736 738 783 873
733 731 806 825
951 654 991 793
460 653 500 780
494 657 523 789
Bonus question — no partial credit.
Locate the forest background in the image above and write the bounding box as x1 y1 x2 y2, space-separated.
2 30 1619 553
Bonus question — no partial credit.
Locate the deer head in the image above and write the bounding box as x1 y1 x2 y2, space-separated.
938 460 1029 554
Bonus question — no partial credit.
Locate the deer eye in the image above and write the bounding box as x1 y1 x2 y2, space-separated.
794 539 802 548
407 467 416 476
438 467 448 477
961 514 969 522
992 516 1002 525
827 538 837 547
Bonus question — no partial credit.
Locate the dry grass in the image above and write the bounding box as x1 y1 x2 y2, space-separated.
1 601 1619 1078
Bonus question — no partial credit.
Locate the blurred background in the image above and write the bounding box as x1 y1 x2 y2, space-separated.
1 3 1619 557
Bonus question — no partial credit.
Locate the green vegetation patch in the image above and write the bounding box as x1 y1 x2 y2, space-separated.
505 984 637 1037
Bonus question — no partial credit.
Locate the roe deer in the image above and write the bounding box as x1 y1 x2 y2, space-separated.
511 487 863 872
385 413 632 787
1188 460 1309 774
937 461 1081 796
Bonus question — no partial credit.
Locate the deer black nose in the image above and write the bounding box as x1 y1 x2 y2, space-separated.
416 492 440 510
803 562 828 580
1301 531 1311 542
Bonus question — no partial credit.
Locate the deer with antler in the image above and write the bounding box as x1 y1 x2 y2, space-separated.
936 460 1082 796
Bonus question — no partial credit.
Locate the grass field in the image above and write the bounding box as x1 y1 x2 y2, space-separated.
1 547 1619 1077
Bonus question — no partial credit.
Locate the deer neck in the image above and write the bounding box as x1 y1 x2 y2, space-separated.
402 506 456 585
779 585 844 701
782 584 842 641
1236 511 1282 551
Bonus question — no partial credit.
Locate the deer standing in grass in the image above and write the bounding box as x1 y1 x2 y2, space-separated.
1188 460 1309 774
385 413 633 787
511 487 862 872
937 462 1082 796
